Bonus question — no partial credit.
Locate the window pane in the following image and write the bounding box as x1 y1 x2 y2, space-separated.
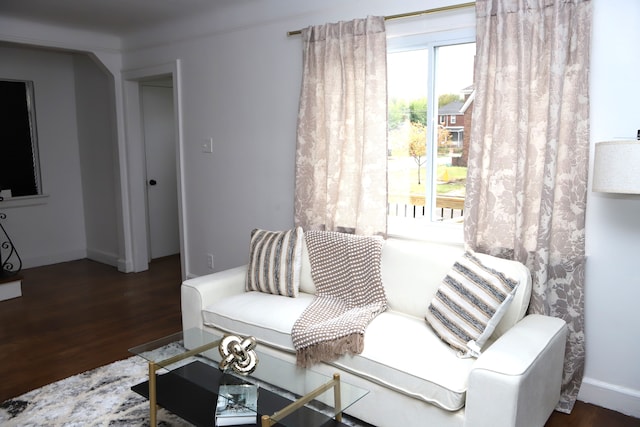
434 43 475 220
387 49 429 220
387 42 475 228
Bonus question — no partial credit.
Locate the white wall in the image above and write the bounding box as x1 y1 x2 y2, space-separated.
121 0 450 276
0 44 87 267
0 15 120 53
0 44 120 268
0 15 127 269
580 0 640 417
73 54 120 266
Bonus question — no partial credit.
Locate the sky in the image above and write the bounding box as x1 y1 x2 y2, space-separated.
388 42 476 101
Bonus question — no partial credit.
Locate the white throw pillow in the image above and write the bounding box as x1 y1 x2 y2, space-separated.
425 251 520 357
246 227 303 297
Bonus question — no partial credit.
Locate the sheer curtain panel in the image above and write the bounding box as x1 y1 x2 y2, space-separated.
294 16 388 236
464 0 592 413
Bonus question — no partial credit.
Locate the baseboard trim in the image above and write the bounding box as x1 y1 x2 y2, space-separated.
21 250 88 269
578 377 640 418
86 249 119 267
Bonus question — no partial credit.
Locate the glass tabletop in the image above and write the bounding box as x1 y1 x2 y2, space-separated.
129 328 369 427
129 327 221 367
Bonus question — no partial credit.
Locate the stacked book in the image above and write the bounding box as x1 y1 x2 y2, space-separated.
215 383 259 426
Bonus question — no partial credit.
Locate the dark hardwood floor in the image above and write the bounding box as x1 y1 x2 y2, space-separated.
1 256 638 426
0 255 183 403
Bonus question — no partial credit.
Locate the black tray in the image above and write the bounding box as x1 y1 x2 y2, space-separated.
132 360 354 427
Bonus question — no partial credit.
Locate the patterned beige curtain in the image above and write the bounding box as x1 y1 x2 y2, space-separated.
464 0 591 413
294 16 388 236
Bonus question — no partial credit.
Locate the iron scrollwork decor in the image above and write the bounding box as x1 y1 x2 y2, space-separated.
218 334 258 375
0 197 22 278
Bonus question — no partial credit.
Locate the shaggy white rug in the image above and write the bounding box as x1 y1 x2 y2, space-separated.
0 355 369 427
0 356 191 427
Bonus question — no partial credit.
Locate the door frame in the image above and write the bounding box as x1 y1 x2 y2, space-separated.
121 60 187 278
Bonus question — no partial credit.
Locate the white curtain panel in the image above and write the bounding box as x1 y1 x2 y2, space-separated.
464 0 592 413
294 16 388 236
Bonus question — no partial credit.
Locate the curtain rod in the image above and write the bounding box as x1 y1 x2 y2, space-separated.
286 2 476 36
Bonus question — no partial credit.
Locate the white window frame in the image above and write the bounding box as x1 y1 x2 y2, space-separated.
386 24 475 244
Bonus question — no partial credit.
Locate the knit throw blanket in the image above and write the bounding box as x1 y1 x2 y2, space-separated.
292 230 387 367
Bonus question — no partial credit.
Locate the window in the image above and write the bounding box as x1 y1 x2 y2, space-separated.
0 79 42 199
387 33 475 237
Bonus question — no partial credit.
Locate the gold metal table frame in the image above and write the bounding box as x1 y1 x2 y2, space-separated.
135 332 354 427
260 373 343 427
146 336 222 426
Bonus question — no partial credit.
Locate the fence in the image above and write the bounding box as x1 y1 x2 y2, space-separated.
388 194 464 221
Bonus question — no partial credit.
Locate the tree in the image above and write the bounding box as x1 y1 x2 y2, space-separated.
409 98 427 126
408 122 427 184
438 125 452 146
388 98 408 130
438 93 463 108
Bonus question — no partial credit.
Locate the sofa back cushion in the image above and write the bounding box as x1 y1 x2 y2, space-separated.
300 237 462 312
299 236 532 340
381 238 464 318
299 238 315 294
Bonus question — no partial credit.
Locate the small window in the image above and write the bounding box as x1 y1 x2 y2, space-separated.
387 40 475 235
0 79 42 199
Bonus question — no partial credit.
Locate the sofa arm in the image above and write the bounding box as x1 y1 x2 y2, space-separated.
180 265 247 331
465 314 567 427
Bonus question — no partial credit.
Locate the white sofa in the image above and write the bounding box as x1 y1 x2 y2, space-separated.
181 237 567 427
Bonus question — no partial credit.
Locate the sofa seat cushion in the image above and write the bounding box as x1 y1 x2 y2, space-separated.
331 310 474 411
202 291 313 351
203 291 474 412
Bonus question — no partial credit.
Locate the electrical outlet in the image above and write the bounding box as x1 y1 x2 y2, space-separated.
206 253 214 270
202 137 213 153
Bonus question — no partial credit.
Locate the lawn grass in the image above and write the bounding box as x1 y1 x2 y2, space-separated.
388 159 466 201
437 165 466 195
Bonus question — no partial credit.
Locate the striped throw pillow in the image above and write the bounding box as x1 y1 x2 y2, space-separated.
425 251 520 357
246 227 303 297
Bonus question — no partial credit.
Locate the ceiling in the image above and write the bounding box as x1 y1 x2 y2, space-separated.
0 0 230 36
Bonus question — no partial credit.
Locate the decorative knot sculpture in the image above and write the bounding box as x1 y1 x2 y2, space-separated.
218 334 258 375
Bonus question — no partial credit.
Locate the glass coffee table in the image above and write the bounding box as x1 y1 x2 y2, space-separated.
129 328 369 427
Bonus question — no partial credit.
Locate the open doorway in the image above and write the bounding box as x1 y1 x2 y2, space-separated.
121 61 185 278
140 76 180 260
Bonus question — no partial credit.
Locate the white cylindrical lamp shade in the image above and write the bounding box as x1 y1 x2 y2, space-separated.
592 140 640 194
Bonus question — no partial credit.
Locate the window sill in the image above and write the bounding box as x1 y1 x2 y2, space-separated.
388 216 464 246
0 194 49 209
